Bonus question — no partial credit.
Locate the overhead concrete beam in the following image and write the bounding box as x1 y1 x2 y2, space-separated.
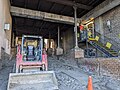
11 6 81 25
82 0 120 20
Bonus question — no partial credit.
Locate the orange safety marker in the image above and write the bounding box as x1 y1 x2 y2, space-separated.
87 76 93 90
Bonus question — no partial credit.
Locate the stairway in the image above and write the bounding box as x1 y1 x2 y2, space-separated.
89 39 118 57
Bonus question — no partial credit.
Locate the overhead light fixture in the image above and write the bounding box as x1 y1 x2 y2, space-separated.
107 20 111 32
107 20 111 27
4 23 10 30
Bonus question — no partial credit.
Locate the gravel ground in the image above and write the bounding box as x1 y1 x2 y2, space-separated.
0 56 120 90
48 56 120 90
0 58 15 90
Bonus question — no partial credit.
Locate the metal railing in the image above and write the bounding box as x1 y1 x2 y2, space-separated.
95 32 120 54
89 41 116 57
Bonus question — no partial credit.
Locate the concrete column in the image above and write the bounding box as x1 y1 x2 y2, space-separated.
42 37 44 48
15 37 18 46
57 26 60 48
47 32 53 56
63 32 66 54
12 32 15 47
99 16 104 43
73 6 84 58
73 6 78 48
56 26 63 56
49 32 51 48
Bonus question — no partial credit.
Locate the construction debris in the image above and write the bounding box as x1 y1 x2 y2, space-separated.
48 56 120 90
0 55 120 90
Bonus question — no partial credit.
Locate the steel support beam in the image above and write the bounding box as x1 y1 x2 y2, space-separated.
73 6 78 48
57 26 60 48
45 0 92 10
11 6 80 25
74 6 84 58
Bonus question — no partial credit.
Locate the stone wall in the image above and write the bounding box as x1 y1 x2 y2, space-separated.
99 58 120 79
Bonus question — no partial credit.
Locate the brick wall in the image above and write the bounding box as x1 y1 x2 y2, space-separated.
102 6 120 43
94 5 120 52
98 6 120 51
77 58 120 79
98 58 120 79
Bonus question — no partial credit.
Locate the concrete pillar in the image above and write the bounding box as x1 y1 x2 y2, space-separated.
56 26 63 56
47 33 53 56
58 26 60 48
11 32 16 56
73 6 78 48
49 32 51 48
99 16 104 43
73 6 84 58
12 32 15 47
43 37 44 48
16 37 18 46
63 32 66 54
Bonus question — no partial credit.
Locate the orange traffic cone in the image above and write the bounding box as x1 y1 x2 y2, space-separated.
87 76 93 90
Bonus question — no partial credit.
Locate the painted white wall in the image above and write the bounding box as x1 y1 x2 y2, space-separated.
0 0 12 55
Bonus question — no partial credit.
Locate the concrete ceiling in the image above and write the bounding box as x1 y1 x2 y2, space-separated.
10 0 105 38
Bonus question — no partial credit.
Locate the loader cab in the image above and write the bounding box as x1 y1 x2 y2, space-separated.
26 45 35 60
22 35 43 61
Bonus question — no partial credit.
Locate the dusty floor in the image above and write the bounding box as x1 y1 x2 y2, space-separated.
48 56 120 90
0 57 15 90
0 56 120 90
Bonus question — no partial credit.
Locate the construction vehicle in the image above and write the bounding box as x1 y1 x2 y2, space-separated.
7 35 58 90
